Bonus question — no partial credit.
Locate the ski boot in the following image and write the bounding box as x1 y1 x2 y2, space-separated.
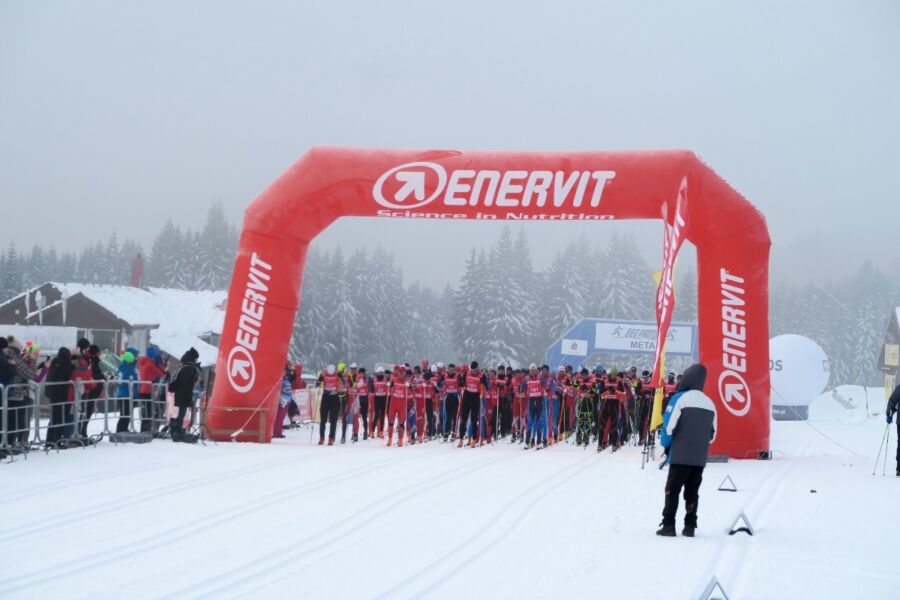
656 523 676 537
318 438 324 446
327 438 335 446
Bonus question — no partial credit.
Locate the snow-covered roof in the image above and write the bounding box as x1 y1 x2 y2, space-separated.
50 283 226 365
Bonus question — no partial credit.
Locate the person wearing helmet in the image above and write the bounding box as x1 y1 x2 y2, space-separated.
539 365 555 447
510 369 526 443
114 351 139 434
317 364 343 446
663 372 678 412
521 364 544 448
337 364 354 444
440 364 461 442
351 367 371 442
371 366 389 439
386 368 411 447
422 369 438 439
554 366 570 444
458 361 486 448
410 369 428 444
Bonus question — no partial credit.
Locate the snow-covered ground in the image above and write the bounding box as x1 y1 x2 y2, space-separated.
1 390 897 599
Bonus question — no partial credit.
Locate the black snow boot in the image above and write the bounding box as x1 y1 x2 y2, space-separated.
656 524 676 537
682 526 695 537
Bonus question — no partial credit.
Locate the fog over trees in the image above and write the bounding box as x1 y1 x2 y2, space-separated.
1 208 896 386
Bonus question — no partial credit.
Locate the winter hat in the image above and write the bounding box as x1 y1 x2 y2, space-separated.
677 364 707 393
147 347 159 360
7 337 22 351
430 364 437 374
185 347 199 361
528 363 537 370
557 365 565 372
338 362 346 373
121 351 135 363
25 341 41 353
470 361 478 370
326 364 336 375
77 338 90 351
375 366 385 374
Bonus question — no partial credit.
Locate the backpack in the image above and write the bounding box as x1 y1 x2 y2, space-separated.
0 353 16 386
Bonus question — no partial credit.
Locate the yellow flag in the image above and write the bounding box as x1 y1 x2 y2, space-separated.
649 268 671 431
651 385 665 431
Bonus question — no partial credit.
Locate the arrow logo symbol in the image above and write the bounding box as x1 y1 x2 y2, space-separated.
230 357 252 381
372 162 447 210
394 171 426 203
724 382 745 405
227 346 256 393
718 370 751 417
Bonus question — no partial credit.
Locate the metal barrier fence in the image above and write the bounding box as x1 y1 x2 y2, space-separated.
0 378 200 458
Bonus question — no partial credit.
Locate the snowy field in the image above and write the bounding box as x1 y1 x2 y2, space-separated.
1 390 897 600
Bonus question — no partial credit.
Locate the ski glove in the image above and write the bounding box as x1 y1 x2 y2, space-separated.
888 413 894 425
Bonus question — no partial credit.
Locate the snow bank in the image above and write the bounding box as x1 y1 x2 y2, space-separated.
808 386 887 421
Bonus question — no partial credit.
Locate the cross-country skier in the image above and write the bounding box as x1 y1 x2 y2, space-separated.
458 361 486 448
411 370 427 444
441 364 461 442
371 366 389 439
886 384 900 476
386 368 412 447
318 364 342 445
522 364 545 449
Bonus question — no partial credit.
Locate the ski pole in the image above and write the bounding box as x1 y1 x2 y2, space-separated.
873 424 889 476
883 425 891 476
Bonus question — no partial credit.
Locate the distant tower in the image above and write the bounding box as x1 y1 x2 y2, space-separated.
130 253 144 287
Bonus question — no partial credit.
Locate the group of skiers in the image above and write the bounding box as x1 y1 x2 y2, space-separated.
309 359 682 450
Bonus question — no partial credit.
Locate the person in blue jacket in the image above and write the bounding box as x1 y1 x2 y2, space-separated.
115 351 140 433
657 363 717 538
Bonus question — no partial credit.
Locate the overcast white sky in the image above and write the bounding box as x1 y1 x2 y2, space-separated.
1 1 898 289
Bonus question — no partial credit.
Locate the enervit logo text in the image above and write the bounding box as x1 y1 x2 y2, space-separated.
373 161 615 210
719 267 751 416
226 252 273 394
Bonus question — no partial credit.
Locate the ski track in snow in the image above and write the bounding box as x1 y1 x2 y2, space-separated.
0 449 429 596
173 448 528 599
0 452 338 543
2 408 899 600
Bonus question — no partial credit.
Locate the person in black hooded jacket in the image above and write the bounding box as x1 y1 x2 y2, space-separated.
168 347 200 442
657 363 717 538
45 347 75 445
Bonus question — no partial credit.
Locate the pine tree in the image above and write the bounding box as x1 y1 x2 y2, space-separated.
196 203 233 290
673 268 698 323
23 245 46 290
594 233 655 320
57 252 77 283
483 226 530 367
0 243 23 301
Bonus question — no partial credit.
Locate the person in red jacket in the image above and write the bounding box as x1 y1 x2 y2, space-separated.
511 370 526 443
371 367 390 439
441 364 461 442
483 369 501 444
411 371 428 444
137 347 166 434
318 365 343 446
386 368 412 447
458 361 486 448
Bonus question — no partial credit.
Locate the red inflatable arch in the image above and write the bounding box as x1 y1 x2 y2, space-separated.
208 148 771 458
